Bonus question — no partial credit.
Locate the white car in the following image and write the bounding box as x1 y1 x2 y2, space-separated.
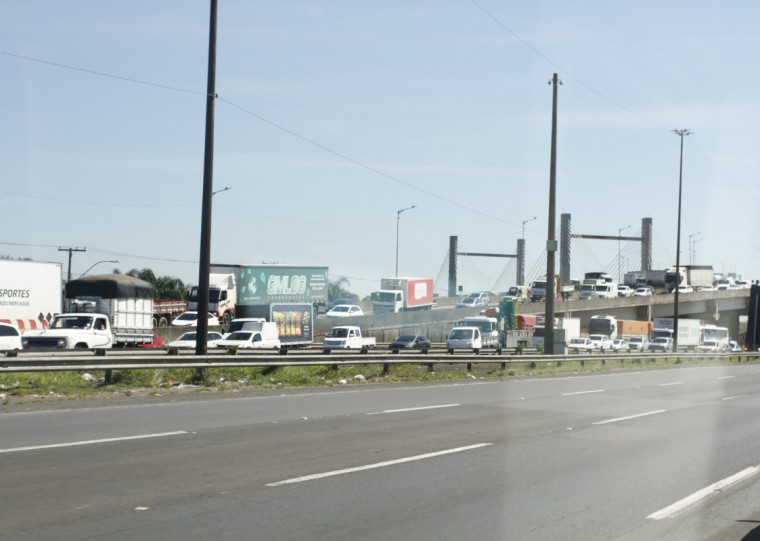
633 287 654 296
325 304 364 318
611 338 628 351
728 340 742 352
457 292 489 308
567 337 595 353
617 285 633 297
588 334 611 351
171 311 219 327
167 331 224 349
677 285 694 293
627 336 649 351
217 330 281 350
0 322 22 356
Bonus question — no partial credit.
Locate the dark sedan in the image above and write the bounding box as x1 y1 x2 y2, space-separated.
389 334 432 352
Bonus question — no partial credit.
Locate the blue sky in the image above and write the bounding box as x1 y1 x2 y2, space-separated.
2 1 758 298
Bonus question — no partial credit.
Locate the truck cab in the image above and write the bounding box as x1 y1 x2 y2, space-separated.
323 326 376 354
22 313 113 350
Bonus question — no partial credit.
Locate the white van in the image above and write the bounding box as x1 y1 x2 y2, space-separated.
447 326 483 354
218 321 280 349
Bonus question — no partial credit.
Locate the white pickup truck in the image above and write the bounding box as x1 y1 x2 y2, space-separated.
21 313 114 351
323 326 376 354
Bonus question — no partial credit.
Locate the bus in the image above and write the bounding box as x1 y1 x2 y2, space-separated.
588 315 618 339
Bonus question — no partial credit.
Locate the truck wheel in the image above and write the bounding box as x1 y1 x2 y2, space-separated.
474 349 480 355
223 312 232 326
158 317 169 327
152 316 159 328
323 349 331 355
447 348 454 355
75 343 88 350
360 346 368 354
392 348 399 354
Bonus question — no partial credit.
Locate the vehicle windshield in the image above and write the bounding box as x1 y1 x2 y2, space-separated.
328 328 349 338
178 333 197 341
372 292 398 302
331 306 350 313
51 315 94 329
227 332 252 341
394 335 415 343
449 329 474 340
176 313 198 321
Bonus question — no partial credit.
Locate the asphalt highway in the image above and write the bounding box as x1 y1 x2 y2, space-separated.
4 364 760 540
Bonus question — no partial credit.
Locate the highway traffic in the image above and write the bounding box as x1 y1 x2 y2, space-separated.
3 364 760 540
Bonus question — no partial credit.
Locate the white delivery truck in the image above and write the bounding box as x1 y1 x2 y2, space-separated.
652 317 701 350
0 259 62 331
371 277 434 314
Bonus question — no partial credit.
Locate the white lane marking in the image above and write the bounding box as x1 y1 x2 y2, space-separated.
366 404 460 415
718 376 735 380
561 390 604 396
266 443 493 487
658 382 684 387
0 431 188 453
593 410 666 425
723 396 737 401
648 466 760 520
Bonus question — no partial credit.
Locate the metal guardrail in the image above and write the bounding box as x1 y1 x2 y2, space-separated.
1 349 757 373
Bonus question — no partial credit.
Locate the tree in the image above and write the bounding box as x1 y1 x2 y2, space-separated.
328 276 358 302
121 268 188 301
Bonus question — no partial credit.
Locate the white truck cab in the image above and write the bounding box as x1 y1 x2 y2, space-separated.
22 313 114 350
323 326 376 354
447 326 483 354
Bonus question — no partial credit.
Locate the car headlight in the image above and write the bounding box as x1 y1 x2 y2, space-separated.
21 338 29 348
57 338 67 348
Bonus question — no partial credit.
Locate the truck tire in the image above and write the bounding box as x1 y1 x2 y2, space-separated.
360 346 368 354
474 348 480 355
223 312 232 326
323 349 331 355
152 316 159 328
448 348 454 355
158 316 169 327
75 343 88 350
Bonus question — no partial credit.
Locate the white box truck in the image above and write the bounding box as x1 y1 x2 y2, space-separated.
0 260 62 330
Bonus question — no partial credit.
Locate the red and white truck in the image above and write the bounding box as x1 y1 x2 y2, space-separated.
371 277 434 314
0 259 62 331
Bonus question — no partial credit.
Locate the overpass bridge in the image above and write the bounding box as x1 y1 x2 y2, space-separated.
313 289 751 344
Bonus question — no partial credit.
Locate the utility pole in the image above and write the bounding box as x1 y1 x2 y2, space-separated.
672 128 692 353
545 73 561 354
196 0 218 358
58 246 86 282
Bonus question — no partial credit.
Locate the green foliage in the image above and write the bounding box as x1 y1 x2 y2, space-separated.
124 268 188 301
328 276 358 302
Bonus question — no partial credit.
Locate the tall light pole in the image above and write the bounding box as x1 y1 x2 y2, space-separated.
672 128 692 353
79 260 119 278
618 225 631 283
395 205 416 276
545 73 561 354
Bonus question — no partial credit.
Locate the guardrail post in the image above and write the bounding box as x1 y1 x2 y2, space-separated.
382 363 389 375
104 369 112 385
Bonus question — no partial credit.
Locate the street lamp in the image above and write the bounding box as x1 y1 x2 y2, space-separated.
522 216 537 240
689 232 701 265
672 128 692 352
80 260 119 278
618 225 631 283
395 205 416 276
212 186 231 196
